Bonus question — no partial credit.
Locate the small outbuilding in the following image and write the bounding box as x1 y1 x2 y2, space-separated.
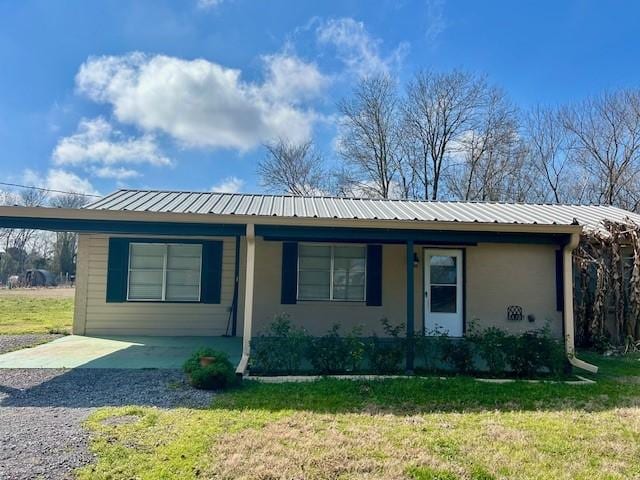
24 269 57 287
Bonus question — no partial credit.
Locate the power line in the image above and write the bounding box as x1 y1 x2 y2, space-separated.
0 181 101 198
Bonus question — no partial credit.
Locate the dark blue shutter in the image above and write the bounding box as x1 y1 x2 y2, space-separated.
106 238 129 302
281 242 298 304
555 249 564 312
366 244 383 306
201 240 223 304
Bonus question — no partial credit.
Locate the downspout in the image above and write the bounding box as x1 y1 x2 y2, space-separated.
563 232 598 373
235 224 255 375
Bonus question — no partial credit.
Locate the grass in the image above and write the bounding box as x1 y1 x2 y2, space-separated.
79 352 640 480
0 289 74 334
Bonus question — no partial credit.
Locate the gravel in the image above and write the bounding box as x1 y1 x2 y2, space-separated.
0 334 64 354
0 368 214 480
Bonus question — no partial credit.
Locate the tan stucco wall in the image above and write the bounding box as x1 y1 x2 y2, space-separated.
252 240 562 338
252 238 410 336
465 243 562 337
73 233 240 336
73 234 562 338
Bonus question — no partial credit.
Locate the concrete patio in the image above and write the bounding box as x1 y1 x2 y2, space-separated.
0 335 243 369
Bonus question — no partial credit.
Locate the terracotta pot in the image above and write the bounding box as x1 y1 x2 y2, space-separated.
199 356 216 367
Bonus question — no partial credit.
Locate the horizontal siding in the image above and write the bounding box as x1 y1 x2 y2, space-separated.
83 234 237 336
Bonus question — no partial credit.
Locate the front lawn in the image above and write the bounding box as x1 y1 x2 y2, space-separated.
0 288 74 334
80 353 640 480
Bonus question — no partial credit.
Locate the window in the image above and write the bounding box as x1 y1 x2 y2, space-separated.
297 244 366 301
127 243 202 301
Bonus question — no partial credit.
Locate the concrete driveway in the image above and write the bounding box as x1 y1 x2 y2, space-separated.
0 335 242 369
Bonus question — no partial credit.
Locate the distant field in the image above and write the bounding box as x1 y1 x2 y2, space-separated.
0 288 75 334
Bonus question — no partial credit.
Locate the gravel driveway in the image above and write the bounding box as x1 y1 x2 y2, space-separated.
0 368 214 480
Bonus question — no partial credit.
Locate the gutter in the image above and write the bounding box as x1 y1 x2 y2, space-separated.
235 224 255 376
563 232 599 373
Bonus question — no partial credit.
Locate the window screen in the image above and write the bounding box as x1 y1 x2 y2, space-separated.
298 244 366 301
128 243 202 301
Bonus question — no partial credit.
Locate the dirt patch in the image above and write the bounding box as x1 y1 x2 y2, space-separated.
101 414 143 426
209 412 444 479
0 287 75 299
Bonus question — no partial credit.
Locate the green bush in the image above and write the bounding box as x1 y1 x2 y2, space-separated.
415 327 448 372
505 325 565 377
307 324 365 374
468 324 509 375
250 314 309 374
183 348 238 390
366 318 405 373
440 338 475 374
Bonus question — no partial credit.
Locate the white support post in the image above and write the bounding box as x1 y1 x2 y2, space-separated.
236 224 255 375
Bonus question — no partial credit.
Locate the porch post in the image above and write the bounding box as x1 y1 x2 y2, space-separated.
406 240 415 372
236 223 255 375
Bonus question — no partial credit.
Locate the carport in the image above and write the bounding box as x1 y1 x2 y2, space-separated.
0 335 242 369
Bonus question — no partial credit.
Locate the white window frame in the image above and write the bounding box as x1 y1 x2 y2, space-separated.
126 242 203 302
296 243 367 302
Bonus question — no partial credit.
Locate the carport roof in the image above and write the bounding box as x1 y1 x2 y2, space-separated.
84 189 640 234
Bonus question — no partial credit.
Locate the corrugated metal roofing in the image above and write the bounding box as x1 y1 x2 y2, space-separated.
85 189 640 234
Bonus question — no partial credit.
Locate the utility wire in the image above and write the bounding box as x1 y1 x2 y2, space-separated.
0 181 101 198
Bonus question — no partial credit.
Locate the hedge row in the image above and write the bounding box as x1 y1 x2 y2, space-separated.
249 315 567 378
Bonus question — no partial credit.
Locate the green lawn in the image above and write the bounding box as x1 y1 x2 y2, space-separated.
0 289 74 334
80 353 640 480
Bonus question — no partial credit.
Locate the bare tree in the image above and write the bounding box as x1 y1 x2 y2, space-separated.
258 139 326 195
50 194 88 281
523 105 573 203
562 90 640 210
403 70 486 200
445 87 520 201
3 189 49 275
337 75 401 199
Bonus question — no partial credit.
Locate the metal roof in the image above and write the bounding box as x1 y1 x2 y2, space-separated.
85 189 640 234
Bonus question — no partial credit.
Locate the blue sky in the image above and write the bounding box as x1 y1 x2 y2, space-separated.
1 0 639 197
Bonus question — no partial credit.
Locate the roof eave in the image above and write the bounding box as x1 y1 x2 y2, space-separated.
0 205 583 235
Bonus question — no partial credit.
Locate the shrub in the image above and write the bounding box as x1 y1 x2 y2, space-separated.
415 327 448 371
537 325 567 376
440 338 475 374
468 324 509 375
505 325 565 377
250 314 309 374
307 324 365 374
183 348 238 390
366 318 405 373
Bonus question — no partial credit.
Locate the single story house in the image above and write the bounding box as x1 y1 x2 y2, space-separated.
3 189 640 374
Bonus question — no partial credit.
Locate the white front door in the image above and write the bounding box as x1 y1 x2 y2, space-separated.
424 249 464 337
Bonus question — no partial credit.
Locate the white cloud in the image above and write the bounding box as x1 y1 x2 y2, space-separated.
197 0 223 9
211 176 244 193
53 117 170 168
316 17 409 78
75 52 328 150
91 166 141 180
24 169 99 196
261 52 329 102
425 0 447 45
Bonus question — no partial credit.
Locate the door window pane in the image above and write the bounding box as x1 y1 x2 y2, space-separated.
430 255 457 284
430 285 457 313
